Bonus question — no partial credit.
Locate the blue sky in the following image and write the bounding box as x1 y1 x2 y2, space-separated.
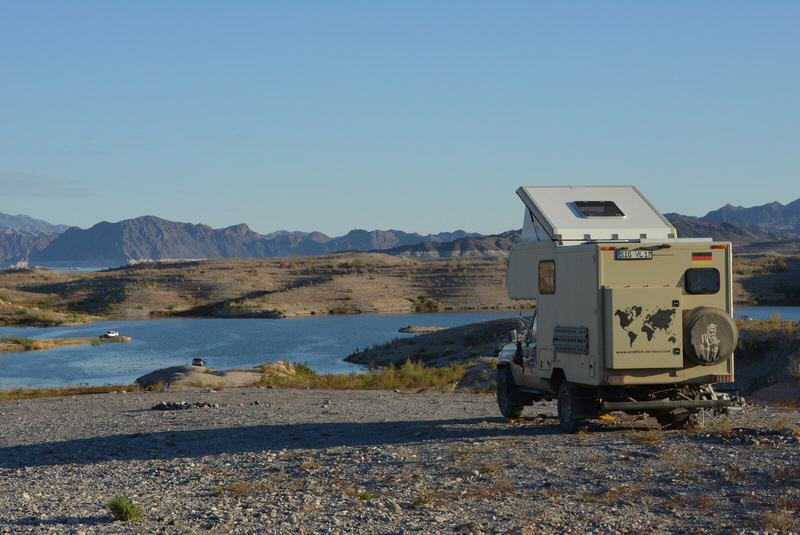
1 1 798 235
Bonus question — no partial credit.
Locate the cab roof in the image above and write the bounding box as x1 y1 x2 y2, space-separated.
517 186 677 243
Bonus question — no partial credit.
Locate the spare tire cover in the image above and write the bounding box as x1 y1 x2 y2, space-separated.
684 307 738 366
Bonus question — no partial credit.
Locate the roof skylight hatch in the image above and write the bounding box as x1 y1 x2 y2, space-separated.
573 201 625 218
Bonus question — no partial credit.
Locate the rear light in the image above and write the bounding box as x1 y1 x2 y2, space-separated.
714 374 734 383
600 246 617 251
710 244 728 250
606 375 625 384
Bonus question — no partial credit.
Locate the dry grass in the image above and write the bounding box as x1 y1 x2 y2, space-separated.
658 444 702 476
701 417 735 439
356 490 374 502
0 335 131 353
0 384 139 402
765 400 800 409
592 484 644 506
665 493 718 511
448 441 496 461
737 318 800 356
539 486 566 501
259 360 466 392
478 462 503 474
221 480 264 496
626 429 665 446
218 471 305 497
770 467 800 485
412 487 434 508
759 509 799 531
298 460 321 472
724 465 746 482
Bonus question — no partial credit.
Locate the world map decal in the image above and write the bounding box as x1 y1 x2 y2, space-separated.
614 306 678 347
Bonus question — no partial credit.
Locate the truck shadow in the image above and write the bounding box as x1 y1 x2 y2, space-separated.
0 417 566 469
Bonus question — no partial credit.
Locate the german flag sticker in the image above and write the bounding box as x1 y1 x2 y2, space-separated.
692 251 713 265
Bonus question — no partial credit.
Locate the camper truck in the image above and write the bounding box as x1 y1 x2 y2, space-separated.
497 186 737 432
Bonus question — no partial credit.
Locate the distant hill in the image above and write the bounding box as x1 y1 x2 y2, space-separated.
0 229 57 265
0 212 69 235
32 216 273 265
700 199 800 237
383 231 520 258
664 196 800 244
664 214 779 244
27 216 481 265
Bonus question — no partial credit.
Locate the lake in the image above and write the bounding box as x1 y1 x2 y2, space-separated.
734 306 800 321
1 306 797 389
0 311 529 388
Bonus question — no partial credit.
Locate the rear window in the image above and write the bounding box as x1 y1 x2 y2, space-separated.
574 201 625 217
685 268 720 294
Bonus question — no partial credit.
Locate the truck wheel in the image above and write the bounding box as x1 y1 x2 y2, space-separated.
496 367 524 419
653 409 693 430
557 382 585 433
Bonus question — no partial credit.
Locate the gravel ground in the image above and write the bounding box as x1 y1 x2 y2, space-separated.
0 388 798 534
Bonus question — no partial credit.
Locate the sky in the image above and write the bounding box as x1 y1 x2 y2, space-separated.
1 1 798 236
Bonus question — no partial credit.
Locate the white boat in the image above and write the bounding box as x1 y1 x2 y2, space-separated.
102 330 120 338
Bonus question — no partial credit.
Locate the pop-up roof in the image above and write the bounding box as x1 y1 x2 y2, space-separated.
517 186 677 243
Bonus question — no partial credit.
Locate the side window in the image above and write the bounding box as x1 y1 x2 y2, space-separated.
685 268 720 294
538 260 556 294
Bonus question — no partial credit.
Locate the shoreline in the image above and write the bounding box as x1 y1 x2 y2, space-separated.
2 253 800 328
0 335 132 353
0 304 532 328
6 299 799 330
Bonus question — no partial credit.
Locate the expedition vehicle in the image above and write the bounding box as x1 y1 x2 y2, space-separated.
497 186 737 432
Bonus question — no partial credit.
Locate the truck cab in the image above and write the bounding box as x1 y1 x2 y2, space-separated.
497 186 736 432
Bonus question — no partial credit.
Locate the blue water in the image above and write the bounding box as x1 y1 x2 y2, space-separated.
0 311 529 388
1 307 795 389
734 306 800 322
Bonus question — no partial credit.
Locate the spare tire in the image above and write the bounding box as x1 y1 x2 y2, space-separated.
684 306 738 366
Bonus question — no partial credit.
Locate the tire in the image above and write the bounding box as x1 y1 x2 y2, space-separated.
653 409 693 430
557 382 586 433
496 366 524 419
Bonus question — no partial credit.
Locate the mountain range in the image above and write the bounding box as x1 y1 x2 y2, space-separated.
0 214 480 265
1 197 798 265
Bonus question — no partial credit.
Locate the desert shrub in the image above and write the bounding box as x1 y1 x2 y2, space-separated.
293 362 318 378
108 495 143 522
412 295 444 313
413 487 433 508
737 319 800 357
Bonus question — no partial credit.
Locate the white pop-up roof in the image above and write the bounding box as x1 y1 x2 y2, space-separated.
517 186 677 243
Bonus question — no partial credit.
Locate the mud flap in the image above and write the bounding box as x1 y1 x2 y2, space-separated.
571 392 600 419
